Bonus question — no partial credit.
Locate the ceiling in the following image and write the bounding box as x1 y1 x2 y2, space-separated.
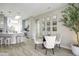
0 3 67 20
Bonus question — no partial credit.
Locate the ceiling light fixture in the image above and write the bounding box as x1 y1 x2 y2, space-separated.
15 16 21 19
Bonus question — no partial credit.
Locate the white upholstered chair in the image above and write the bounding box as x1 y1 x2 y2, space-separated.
44 36 56 54
55 34 62 48
33 35 43 49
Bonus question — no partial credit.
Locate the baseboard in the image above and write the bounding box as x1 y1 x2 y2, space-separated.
60 45 71 50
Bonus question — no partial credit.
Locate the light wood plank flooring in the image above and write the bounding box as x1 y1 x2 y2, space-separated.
0 38 74 56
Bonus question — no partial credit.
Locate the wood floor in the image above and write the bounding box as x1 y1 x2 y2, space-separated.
0 38 74 56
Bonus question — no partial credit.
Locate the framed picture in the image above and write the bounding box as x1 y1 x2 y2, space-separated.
47 27 50 31
53 21 57 25
42 27 45 31
52 27 57 31
47 33 51 36
47 22 50 26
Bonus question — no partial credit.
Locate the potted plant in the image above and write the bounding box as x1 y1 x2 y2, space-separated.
61 3 79 56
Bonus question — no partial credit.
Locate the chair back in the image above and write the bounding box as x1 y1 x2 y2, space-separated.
56 34 62 43
32 34 37 43
45 36 56 49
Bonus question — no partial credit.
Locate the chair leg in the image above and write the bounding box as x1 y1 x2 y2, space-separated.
52 48 54 54
42 44 45 49
35 44 37 49
45 49 47 55
59 44 61 48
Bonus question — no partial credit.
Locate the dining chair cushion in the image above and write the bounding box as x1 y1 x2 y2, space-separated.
44 36 56 49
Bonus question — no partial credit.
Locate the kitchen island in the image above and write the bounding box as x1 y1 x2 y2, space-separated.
0 32 24 45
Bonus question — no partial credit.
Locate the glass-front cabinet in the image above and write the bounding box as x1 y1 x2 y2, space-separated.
41 15 57 36
0 13 7 33
35 15 57 38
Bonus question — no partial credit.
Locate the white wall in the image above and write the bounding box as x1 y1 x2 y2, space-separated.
30 18 37 39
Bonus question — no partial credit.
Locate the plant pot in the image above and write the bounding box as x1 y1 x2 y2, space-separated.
71 44 79 56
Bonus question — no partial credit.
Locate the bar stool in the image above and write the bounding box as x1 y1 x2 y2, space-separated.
4 36 12 47
16 33 24 44
16 36 22 44
16 35 24 47
0 37 4 47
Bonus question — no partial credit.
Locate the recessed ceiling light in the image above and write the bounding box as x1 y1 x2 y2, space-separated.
15 16 21 19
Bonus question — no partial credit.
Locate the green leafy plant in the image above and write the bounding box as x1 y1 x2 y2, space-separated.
61 3 79 46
